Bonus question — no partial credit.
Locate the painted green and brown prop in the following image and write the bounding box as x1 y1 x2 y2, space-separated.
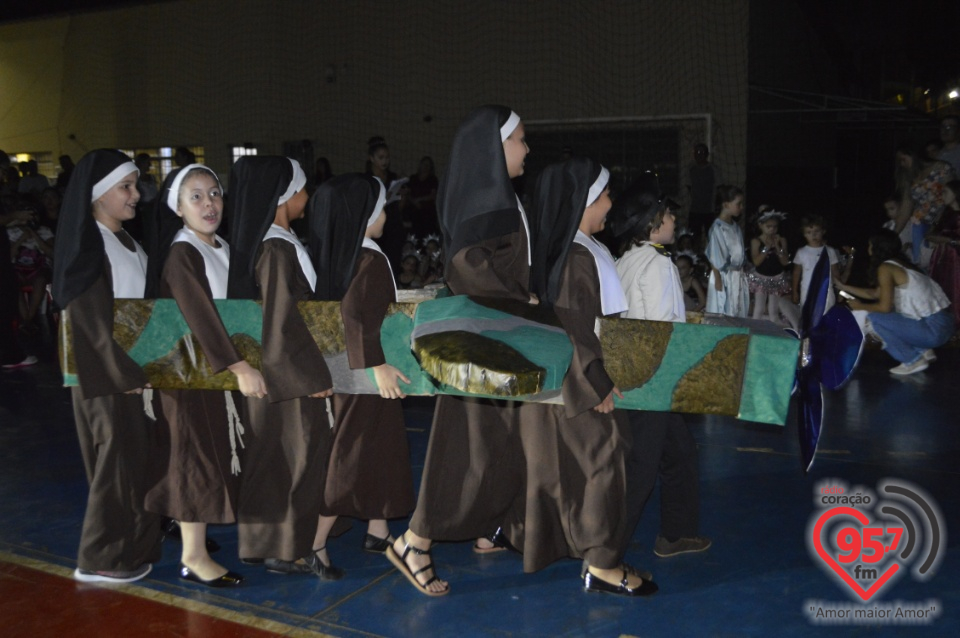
59 295 799 425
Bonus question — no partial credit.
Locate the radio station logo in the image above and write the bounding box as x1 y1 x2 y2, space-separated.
804 478 945 625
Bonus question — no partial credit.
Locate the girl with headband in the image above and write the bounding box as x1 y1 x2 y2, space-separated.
309 174 415 577
53 149 163 584
388 105 533 596
524 157 657 596
225 157 337 577
144 163 263 587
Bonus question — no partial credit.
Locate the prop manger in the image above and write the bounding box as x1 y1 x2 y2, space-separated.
60 296 799 425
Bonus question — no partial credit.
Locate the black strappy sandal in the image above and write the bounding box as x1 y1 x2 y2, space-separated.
385 532 450 597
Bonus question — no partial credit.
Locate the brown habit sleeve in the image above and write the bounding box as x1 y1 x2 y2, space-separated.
160 243 241 373
69 257 148 398
256 239 332 401
553 245 614 418
341 249 393 370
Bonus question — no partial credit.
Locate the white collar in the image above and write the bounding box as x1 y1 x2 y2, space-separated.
263 224 317 292
573 230 628 316
362 237 397 300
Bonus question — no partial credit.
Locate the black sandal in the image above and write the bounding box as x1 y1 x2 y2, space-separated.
386 532 449 597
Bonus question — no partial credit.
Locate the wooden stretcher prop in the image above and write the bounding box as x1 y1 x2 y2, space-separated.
58 293 805 425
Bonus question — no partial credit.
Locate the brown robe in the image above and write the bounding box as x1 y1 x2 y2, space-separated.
145 242 241 523
236 239 335 561
323 249 415 519
69 248 163 572
410 222 532 541
505 245 630 572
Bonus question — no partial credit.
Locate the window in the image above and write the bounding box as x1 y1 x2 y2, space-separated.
232 145 258 163
12 151 55 180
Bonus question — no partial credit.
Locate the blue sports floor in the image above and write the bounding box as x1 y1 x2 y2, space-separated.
1 327 957 637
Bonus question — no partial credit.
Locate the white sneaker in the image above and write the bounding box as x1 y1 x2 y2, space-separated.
922 349 937 362
73 563 152 583
890 359 929 376
2 355 38 370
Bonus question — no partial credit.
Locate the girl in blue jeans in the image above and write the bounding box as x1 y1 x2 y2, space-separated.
836 229 954 375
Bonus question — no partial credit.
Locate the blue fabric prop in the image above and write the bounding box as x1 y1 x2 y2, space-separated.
796 250 864 472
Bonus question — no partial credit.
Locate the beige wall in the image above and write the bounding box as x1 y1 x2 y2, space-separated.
1 0 749 184
0 19 69 159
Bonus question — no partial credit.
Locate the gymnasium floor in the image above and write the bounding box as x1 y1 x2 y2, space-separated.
1 329 957 637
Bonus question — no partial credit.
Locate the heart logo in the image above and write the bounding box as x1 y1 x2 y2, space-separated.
812 506 899 602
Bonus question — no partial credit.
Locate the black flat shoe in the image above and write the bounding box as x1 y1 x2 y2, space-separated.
473 526 517 554
581 560 653 582
178 563 243 588
240 557 264 565
163 519 221 553
583 568 658 597
264 558 313 575
305 547 345 581
363 533 393 554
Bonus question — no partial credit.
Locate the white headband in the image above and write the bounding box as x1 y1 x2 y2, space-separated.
165 163 220 211
586 166 610 207
278 158 307 205
367 178 387 227
91 161 139 202
500 111 521 142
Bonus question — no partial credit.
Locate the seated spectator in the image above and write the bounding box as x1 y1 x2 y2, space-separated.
39 187 62 231
397 253 424 289
5 205 54 329
0 227 35 368
675 254 706 312
419 235 443 283
836 229 953 375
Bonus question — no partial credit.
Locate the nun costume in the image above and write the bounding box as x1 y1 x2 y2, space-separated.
225 157 337 572
52 149 163 582
143 165 244 542
309 174 415 550
389 106 531 597
518 157 655 596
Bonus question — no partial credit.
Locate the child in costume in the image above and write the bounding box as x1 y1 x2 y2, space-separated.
309 173 416 574
388 105 533 597
225 156 338 577
53 149 163 583
145 164 264 587
523 157 657 596
609 173 711 567
705 185 749 316
747 207 797 327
